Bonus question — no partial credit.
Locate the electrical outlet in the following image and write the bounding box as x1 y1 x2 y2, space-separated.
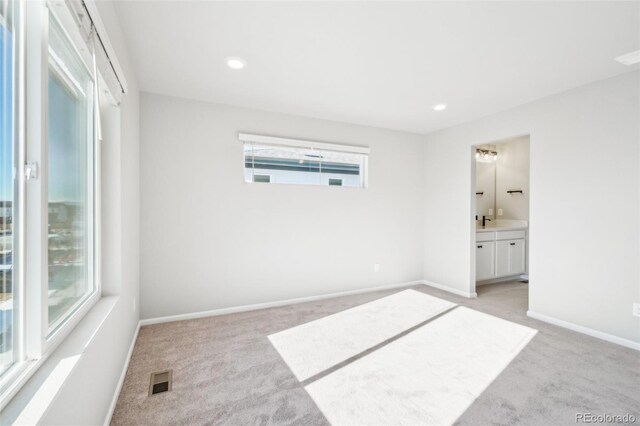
497 208 503 216
374 263 380 273
633 303 640 318
488 208 493 215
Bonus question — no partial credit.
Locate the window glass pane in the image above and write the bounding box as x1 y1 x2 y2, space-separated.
0 0 16 376
252 174 271 183
244 143 366 187
47 15 95 332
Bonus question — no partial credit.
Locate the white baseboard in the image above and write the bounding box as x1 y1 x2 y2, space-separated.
476 275 526 286
527 310 640 351
421 280 477 298
139 280 426 326
104 322 141 426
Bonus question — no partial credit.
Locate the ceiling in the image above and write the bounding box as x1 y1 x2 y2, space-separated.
113 1 639 135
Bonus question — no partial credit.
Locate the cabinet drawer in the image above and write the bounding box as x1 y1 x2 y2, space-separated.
496 230 526 240
476 232 496 242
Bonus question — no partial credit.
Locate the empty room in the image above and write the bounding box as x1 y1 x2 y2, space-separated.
0 0 638 425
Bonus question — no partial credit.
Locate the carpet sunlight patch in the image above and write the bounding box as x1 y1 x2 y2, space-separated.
305 306 537 426
268 289 456 381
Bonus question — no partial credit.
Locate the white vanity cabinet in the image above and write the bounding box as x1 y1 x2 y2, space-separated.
476 229 526 281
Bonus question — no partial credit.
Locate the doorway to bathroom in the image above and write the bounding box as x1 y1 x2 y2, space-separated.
471 136 530 305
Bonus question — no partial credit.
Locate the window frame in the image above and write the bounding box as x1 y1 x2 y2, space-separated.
0 0 25 400
239 133 370 188
0 0 104 410
43 2 100 341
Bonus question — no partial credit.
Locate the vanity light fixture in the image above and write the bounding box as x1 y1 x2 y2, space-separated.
226 57 247 70
475 149 497 163
432 103 447 111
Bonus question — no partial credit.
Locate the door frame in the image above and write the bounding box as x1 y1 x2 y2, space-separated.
470 135 531 299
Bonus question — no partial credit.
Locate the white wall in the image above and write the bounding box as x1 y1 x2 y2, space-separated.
495 137 529 221
423 71 640 343
0 0 140 423
140 93 425 319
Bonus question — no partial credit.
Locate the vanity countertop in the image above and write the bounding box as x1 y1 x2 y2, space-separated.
476 225 528 233
475 219 528 233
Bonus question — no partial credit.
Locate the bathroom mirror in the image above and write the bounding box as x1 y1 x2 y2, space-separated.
475 149 496 219
474 137 530 222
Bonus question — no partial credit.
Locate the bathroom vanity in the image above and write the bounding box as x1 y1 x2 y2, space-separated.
474 138 529 284
476 223 527 282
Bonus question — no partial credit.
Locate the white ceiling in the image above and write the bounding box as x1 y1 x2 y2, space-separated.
113 1 639 134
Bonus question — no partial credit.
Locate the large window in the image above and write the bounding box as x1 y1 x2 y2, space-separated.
0 0 126 408
46 12 96 333
241 133 369 188
0 0 17 378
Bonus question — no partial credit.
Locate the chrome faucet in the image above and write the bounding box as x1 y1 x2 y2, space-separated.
482 215 492 227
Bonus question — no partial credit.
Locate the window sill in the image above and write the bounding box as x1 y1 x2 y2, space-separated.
0 296 119 423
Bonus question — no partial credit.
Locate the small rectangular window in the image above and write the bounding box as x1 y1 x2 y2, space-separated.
241 133 368 188
253 174 271 183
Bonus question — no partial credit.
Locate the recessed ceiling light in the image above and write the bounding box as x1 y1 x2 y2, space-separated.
615 50 640 66
432 103 447 111
226 57 247 70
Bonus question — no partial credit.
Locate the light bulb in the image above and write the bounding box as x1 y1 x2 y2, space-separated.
226 57 247 70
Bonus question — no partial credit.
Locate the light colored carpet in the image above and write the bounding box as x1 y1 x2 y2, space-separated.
305 307 536 426
111 282 640 425
268 289 455 381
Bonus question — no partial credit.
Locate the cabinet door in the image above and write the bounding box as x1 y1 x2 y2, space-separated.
496 239 525 277
476 241 495 281
496 240 510 277
508 239 525 274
